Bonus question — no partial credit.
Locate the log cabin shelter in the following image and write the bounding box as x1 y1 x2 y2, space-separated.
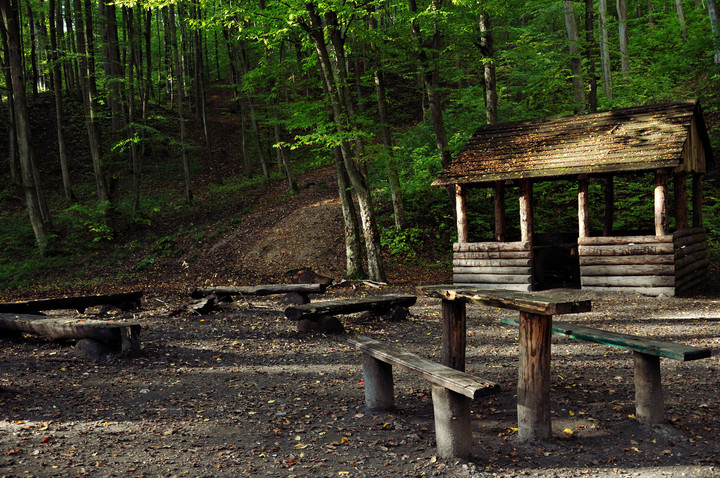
435 100 714 296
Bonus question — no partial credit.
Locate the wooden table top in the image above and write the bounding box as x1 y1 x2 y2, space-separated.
416 285 592 315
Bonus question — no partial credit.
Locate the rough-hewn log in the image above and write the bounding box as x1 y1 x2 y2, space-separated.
579 254 674 266
188 284 327 299
495 181 506 242
441 299 466 371
453 258 532 267
578 175 590 238
450 282 533 292
692 173 703 228
578 235 673 245
674 172 689 231
676 250 707 269
0 291 143 314
454 251 531 261
453 273 532 284
581 275 674 287
454 241 530 252
284 294 416 321
517 312 552 440
0 313 141 357
455 184 468 244
583 286 675 295
578 243 674 256
603 175 614 236
675 241 707 259
580 264 674 276
673 227 707 239
655 169 669 236
453 266 532 275
674 233 707 248
519 180 533 243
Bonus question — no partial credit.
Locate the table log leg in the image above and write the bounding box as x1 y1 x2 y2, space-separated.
441 299 466 372
517 312 552 440
431 385 472 459
633 351 664 424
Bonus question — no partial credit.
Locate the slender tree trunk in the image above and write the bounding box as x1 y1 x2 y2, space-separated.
0 0 49 253
599 0 613 98
707 0 720 64
585 0 598 112
478 9 498 124
617 0 630 78
564 0 586 113
1 19 18 183
334 147 364 278
675 0 688 42
27 3 38 98
238 44 269 182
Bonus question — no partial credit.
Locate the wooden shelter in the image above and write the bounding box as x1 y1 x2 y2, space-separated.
435 100 714 296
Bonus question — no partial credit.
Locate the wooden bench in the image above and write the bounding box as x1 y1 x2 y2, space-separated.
0 313 142 358
348 336 499 459
0 291 143 314
285 294 417 333
189 283 328 306
500 316 711 423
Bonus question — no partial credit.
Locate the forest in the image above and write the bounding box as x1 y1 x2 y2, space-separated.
0 0 719 292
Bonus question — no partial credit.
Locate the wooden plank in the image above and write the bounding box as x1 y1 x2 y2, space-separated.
580 264 674 276
284 295 416 321
453 266 532 275
581 275 675 287
416 285 591 315
577 235 673 245
451 282 533 292
578 243 674 256
347 336 499 399
453 258 531 267
0 291 143 314
579 254 674 266
454 241 530 253
454 251 531 260
582 286 676 296
500 316 711 361
189 283 327 298
453 273 532 284
0 312 141 344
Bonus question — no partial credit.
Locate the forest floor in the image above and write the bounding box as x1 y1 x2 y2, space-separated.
1 85 720 477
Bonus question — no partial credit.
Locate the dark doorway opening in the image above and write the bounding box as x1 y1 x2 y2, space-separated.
532 233 581 290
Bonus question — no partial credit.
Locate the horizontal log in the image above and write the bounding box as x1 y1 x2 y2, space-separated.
454 251 531 260
581 286 676 296
675 241 706 258
188 283 327 299
453 273 532 284
579 255 674 266
578 243 674 256
0 291 143 314
674 232 707 248
676 274 705 293
581 275 675 287
451 282 533 292
453 241 530 253
673 227 707 240
284 294 416 321
580 264 674 276
453 266 532 275
675 259 709 284
675 250 707 269
578 235 672 245
453 258 532 267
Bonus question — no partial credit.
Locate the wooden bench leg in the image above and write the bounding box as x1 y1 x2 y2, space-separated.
517 312 552 440
431 385 472 459
362 355 394 410
633 351 664 424
120 325 141 358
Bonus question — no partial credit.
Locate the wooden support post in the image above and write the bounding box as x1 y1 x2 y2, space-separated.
495 181 506 242
441 299 466 372
654 170 669 236
455 184 468 244
517 311 552 440
120 325 142 358
519 180 533 243
692 173 703 228
578 175 590 239
362 355 395 411
603 175 614 236
633 351 664 424
674 172 689 231
431 385 472 459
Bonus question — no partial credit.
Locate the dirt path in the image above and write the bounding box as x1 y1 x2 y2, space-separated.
1 287 719 477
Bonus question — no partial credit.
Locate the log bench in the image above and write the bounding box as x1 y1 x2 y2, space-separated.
0 291 143 314
284 294 417 333
0 313 142 358
347 336 499 459
188 283 328 307
500 316 711 423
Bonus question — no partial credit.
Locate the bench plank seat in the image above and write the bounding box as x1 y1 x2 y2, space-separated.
189 283 327 299
285 294 416 321
500 316 711 361
0 291 143 314
348 336 498 399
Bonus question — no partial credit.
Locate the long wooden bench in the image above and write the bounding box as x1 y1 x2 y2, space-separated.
500 316 711 423
285 295 417 333
348 336 499 459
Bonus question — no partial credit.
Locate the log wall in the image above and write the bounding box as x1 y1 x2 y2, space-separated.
578 228 708 296
453 241 532 291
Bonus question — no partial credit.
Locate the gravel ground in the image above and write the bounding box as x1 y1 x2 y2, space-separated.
1 285 719 477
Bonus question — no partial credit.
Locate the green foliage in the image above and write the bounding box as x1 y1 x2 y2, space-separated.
57 201 114 245
380 226 423 259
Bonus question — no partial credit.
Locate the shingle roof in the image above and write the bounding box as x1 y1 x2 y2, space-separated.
433 100 713 186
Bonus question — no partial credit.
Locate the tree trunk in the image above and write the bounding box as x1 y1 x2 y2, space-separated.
335 147 365 278
564 0 586 113
708 0 720 64
478 9 498 124
599 0 613 99
674 0 688 42
0 0 50 253
617 0 630 78
27 3 38 98
585 0 598 112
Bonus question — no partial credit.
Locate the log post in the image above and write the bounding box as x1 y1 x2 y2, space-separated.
692 173 703 228
633 351 664 424
362 355 395 411
495 181 506 242
603 175 614 236
674 172 688 231
517 311 552 440
431 385 472 459
441 299 466 372
654 170 669 236
519 179 533 244
455 184 468 244
578 175 590 239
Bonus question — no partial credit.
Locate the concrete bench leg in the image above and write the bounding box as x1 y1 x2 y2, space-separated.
431 385 472 459
362 355 395 410
633 351 664 424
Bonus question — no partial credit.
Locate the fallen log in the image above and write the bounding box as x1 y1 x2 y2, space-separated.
0 313 141 357
188 283 327 300
0 291 143 314
285 295 417 322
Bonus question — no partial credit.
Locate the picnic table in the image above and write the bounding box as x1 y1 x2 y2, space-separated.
416 285 591 440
